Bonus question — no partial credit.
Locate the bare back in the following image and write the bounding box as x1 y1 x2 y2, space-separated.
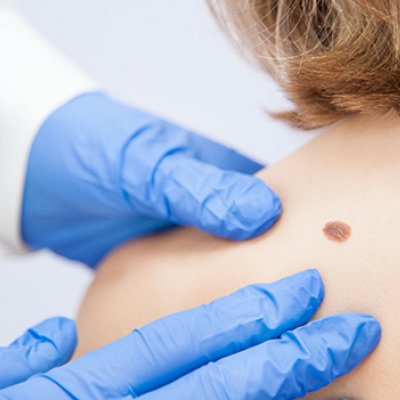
76 114 400 399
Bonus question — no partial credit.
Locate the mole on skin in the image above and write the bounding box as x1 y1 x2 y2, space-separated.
323 221 352 243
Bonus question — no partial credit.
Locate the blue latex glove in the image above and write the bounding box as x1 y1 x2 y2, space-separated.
0 270 381 399
22 92 281 267
0 317 76 390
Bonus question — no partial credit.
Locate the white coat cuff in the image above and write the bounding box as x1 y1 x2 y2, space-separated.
0 5 98 254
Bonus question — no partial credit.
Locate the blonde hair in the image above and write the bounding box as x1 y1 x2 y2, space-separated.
208 0 400 129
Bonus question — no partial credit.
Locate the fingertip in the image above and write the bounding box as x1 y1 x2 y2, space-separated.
327 313 381 375
238 270 325 338
294 268 324 295
330 313 381 348
1 317 78 388
56 317 78 356
29 317 77 366
156 156 281 239
305 268 325 304
220 176 282 240
296 313 382 381
348 313 382 355
276 269 325 311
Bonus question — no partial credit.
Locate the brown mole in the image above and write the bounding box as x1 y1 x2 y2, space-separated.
323 221 352 242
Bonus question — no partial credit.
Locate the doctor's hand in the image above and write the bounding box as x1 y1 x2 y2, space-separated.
0 317 76 391
0 270 381 400
22 92 281 267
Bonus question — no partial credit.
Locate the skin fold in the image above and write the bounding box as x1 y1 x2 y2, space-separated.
76 113 400 399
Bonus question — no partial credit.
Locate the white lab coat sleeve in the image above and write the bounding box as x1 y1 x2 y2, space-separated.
0 3 98 256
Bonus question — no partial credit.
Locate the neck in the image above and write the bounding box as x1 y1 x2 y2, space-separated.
298 112 400 177
324 112 400 158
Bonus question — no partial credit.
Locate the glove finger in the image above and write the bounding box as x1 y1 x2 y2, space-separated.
187 133 264 174
121 123 281 240
158 155 281 239
141 313 381 400
0 317 77 389
123 154 281 240
41 270 324 399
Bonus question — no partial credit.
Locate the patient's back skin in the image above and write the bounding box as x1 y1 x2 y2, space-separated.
76 114 400 399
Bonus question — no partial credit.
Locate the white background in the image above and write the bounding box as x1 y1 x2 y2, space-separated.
0 0 315 344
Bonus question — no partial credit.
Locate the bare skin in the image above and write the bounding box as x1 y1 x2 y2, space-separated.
76 113 400 399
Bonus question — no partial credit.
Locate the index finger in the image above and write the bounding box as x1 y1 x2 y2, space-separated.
121 124 281 240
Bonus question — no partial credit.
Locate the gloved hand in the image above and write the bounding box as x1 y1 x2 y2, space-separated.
0 270 381 399
0 317 76 390
22 92 281 267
